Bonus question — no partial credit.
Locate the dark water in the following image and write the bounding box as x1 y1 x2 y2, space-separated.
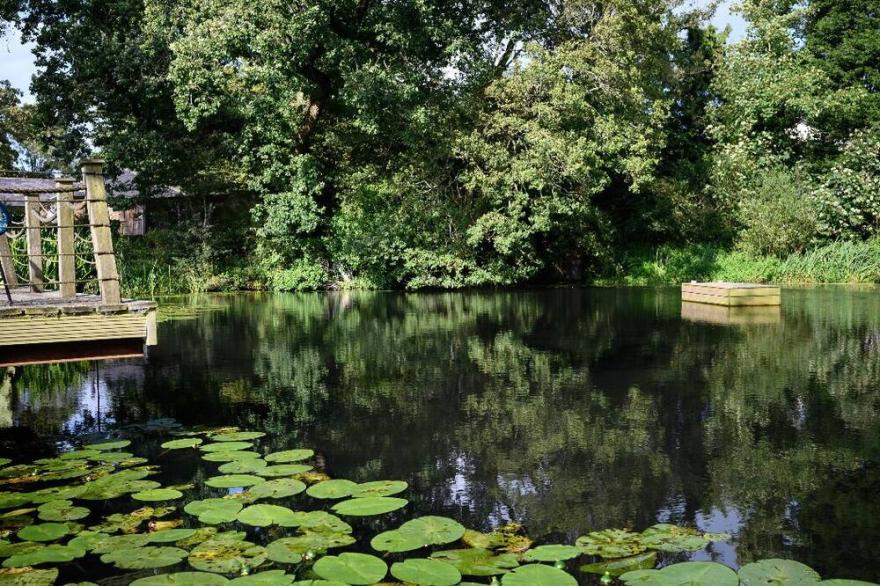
5 288 880 581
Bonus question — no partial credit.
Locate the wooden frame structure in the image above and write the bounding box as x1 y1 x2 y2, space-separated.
681 282 781 307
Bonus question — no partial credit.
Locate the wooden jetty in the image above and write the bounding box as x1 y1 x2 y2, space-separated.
681 301 781 325
0 160 157 364
681 282 781 307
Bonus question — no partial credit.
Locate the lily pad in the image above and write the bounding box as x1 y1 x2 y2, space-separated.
640 524 708 553
17 523 69 542
67 530 112 551
0 567 59 585
95 451 136 463
371 530 424 553
202 451 261 463
229 570 295 585
101 546 188 569
245 479 306 500
237 504 299 527
59 450 101 461
257 464 312 477
161 438 203 450
219 459 268 474
264 450 314 463
2 544 86 568
85 440 131 450
522 544 581 562
430 548 520 576
314 553 388 585
331 496 407 516
131 572 230 585
189 538 267 574
738 559 822 585
288 511 352 533
205 475 266 488
132 488 184 501
399 516 466 545
36 500 89 522
306 479 358 499
90 533 151 554
29 485 86 504
184 498 244 524
391 558 462 586
580 551 657 577
576 529 646 558
0 493 32 509
201 442 254 453
211 432 266 442
266 533 356 563
502 564 578 586
350 480 408 498
622 561 739 586
147 528 198 543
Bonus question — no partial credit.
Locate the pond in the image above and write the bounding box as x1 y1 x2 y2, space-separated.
2 287 880 584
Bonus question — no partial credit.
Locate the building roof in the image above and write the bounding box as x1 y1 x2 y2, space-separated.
0 170 179 206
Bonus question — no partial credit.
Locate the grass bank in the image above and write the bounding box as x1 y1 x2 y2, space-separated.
599 238 880 286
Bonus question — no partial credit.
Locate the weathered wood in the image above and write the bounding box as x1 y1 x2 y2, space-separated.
145 308 158 346
681 301 781 325
81 159 121 304
24 194 44 292
681 282 781 307
0 313 148 346
56 178 76 299
0 233 17 288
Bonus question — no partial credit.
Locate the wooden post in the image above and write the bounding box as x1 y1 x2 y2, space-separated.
56 178 76 299
24 194 44 292
0 234 18 288
81 159 121 305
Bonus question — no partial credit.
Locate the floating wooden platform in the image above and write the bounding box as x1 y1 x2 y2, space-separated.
0 288 157 350
681 301 781 325
681 282 781 307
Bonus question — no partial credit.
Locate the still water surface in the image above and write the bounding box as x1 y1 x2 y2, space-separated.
5 288 880 581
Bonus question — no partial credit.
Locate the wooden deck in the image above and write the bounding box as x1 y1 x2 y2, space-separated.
0 288 157 349
681 282 781 307
681 301 781 325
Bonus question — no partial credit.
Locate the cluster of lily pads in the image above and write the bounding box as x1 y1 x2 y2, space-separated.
0 423 877 585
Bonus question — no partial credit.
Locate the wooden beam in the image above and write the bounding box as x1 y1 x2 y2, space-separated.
24 194 44 292
0 234 18 288
56 178 76 299
81 159 121 305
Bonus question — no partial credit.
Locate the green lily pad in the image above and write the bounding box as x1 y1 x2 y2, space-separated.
0 542 43 557
290 582 346 586
0 567 59 585
288 511 353 533
2 543 85 568
266 533 356 563
314 553 388 584
175 527 220 548
237 504 299 527
161 438 204 450
202 451 262 462
429 548 520 576
59 450 101 461
820 581 880 585
95 451 136 463
17 523 69 542
201 442 254 453
502 564 578 586
522 544 581 562
306 479 358 499
0 493 32 509
640 524 709 553
580 551 657 577
576 529 646 558
391 558 462 586
85 440 131 450
229 570 295 585
264 450 314 463
90 533 151 554
29 485 86 504
219 459 268 474
132 488 184 501
147 528 198 543
622 561 739 585
205 475 266 488
738 559 821 585
36 500 90 521
131 572 230 585
398 516 466 545
350 480 408 498
67 530 112 551
189 538 267 574
211 432 266 442
184 498 244 524
331 496 407 516
256 464 312 478
101 546 188 569
245 479 306 500
371 530 424 553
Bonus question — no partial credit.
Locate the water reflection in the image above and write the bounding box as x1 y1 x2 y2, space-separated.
5 287 880 581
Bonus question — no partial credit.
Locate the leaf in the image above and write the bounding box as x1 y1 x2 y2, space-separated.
29 485 86 504
622 561 739 585
331 496 408 516
738 559 821 585
1 544 85 568
205 475 266 488
576 529 646 558
210 432 266 442
580 551 657 576
161 438 203 450
0 493 32 509
132 488 184 501
36 500 90 521
502 564 578 586
84 440 131 450
131 572 230 585
390 558 462 586
147 529 198 543
256 464 312 477
0 567 59 585
264 450 314 463
100 546 188 569
229 570 295 585
188 538 267 574
350 480 408 498
314 553 388 584
429 548 520 576
17 523 70 542
203 451 262 462
219 459 268 474
184 498 244 524
522 544 581 562
265 533 356 563
237 504 299 527
371 530 424 553
201 442 255 453
245 479 306 500
306 480 358 499
398 516 466 545
640 524 708 553
287 511 352 533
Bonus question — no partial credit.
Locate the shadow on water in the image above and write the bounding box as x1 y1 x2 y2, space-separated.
5 287 880 581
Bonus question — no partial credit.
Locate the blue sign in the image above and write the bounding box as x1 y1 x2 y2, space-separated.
0 203 9 236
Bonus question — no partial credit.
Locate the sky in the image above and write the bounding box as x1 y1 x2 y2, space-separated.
0 1 747 104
